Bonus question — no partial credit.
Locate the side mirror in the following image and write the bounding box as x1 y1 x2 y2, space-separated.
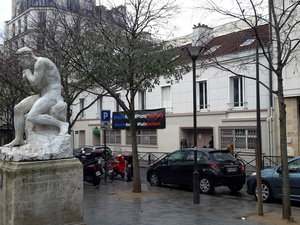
277 167 282 174
162 157 168 164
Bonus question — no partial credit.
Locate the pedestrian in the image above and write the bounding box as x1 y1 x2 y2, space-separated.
208 136 214 148
180 137 188 149
226 141 234 154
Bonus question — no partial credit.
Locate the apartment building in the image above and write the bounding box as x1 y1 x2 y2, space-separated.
71 24 274 156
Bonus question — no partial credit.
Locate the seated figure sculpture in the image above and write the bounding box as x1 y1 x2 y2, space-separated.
5 47 69 147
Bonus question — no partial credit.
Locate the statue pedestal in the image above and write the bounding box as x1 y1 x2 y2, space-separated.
0 158 86 225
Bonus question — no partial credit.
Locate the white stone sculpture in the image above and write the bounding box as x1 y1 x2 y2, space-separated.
0 47 73 161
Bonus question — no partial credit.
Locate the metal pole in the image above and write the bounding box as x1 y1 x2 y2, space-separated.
255 44 263 216
192 57 197 148
104 129 107 182
192 56 200 204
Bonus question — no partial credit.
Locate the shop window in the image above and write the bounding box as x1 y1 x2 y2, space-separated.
221 128 256 151
126 130 157 146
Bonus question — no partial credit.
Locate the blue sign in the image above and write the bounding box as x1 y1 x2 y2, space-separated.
101 110 111 122
112 108 166 130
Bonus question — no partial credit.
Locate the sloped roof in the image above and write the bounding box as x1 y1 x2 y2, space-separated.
179 24 269 61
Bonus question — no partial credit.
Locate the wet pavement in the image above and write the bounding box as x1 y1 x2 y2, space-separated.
83 169 300 225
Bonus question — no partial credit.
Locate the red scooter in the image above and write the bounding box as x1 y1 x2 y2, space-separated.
109 154 126 179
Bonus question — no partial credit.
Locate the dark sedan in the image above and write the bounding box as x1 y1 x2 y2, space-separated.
246 156 300 202
147 148 246 194
73 145 112 158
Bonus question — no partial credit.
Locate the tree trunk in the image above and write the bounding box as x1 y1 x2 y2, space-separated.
277 74 291 220
128 91 142 193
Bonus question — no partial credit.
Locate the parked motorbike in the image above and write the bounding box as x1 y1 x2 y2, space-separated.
76 151 102 186
109 155 126 179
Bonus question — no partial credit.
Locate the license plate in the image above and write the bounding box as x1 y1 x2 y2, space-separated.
227 167 237 172
96 171 101 176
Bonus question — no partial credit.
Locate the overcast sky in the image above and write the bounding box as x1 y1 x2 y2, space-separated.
0 0 229 40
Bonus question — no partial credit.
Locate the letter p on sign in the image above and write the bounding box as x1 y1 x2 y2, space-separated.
101 110 111 122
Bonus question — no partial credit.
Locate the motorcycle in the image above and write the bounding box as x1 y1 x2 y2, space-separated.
109 155 126 179
76 151 102 186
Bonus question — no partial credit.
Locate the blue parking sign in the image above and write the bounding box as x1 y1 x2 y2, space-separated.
101 110 111 122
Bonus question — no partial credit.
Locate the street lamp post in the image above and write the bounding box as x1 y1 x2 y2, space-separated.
182 46 204 204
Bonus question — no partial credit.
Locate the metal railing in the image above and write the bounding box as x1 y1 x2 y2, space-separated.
137 152 169 165
262 155 294 168
113 150 291 172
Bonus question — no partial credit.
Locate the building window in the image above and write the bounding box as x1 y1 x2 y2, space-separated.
126 130 157 146
221 128 256 151
18 20 21 34
38 11 47 29
24 16 28 31
240 38 256 47
37 36 45 50
79 98 85 118
138 91 146 110
79 130 86 146
106 130 121 144
199 81 208 109
12 24 15 37
21 39 25 47
230 76 244 108
161 86 172 112
97 96 103 117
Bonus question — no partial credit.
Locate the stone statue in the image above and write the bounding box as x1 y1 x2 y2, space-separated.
0 47 72 161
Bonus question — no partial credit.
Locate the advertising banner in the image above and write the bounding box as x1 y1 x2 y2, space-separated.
112 108 166 129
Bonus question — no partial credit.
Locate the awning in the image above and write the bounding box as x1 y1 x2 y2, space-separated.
93 129 100 134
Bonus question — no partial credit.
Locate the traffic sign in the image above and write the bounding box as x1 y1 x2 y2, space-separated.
101 110 111 122
101 122 110 130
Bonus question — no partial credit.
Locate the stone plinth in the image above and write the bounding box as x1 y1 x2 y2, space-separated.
0 158 85 225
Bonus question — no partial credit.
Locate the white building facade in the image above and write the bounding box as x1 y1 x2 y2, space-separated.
72 24 275 156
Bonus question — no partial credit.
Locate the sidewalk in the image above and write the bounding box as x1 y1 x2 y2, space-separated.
82 179 300 225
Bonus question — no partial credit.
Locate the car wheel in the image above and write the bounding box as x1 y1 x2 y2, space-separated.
149 172 161 186
228 184 243 192
255 182 273 202
199 177 215 194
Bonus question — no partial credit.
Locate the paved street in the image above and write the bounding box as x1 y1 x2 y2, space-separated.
83 169 300 225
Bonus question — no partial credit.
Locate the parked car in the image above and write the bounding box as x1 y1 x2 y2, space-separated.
246 156 300 202
73 145 112 158
147 148 246 193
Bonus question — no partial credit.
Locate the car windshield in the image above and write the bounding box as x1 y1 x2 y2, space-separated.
210 151 235 161
95 147 111 152
83 147 93 153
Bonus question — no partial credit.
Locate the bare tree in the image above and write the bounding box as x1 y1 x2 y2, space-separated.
204 0 300 220
25 8 108 132
82 0 189 192
0 52 32 144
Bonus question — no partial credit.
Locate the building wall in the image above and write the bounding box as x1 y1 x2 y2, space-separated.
72 50 274 154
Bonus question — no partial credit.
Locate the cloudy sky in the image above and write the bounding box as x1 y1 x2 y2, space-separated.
0 0 227 40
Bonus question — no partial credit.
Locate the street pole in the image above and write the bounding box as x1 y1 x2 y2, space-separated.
104 129 107 182
255 44 263 216
192 56 200 204
182 46 203 204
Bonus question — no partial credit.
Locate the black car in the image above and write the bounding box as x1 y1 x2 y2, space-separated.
74 145 112 158
147 148 246 193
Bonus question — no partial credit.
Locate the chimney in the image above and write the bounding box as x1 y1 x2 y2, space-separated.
12 0 17 18
191 23 213 47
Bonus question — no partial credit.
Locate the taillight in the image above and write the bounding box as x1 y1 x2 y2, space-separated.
209 163 220 171
239 163 244 172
